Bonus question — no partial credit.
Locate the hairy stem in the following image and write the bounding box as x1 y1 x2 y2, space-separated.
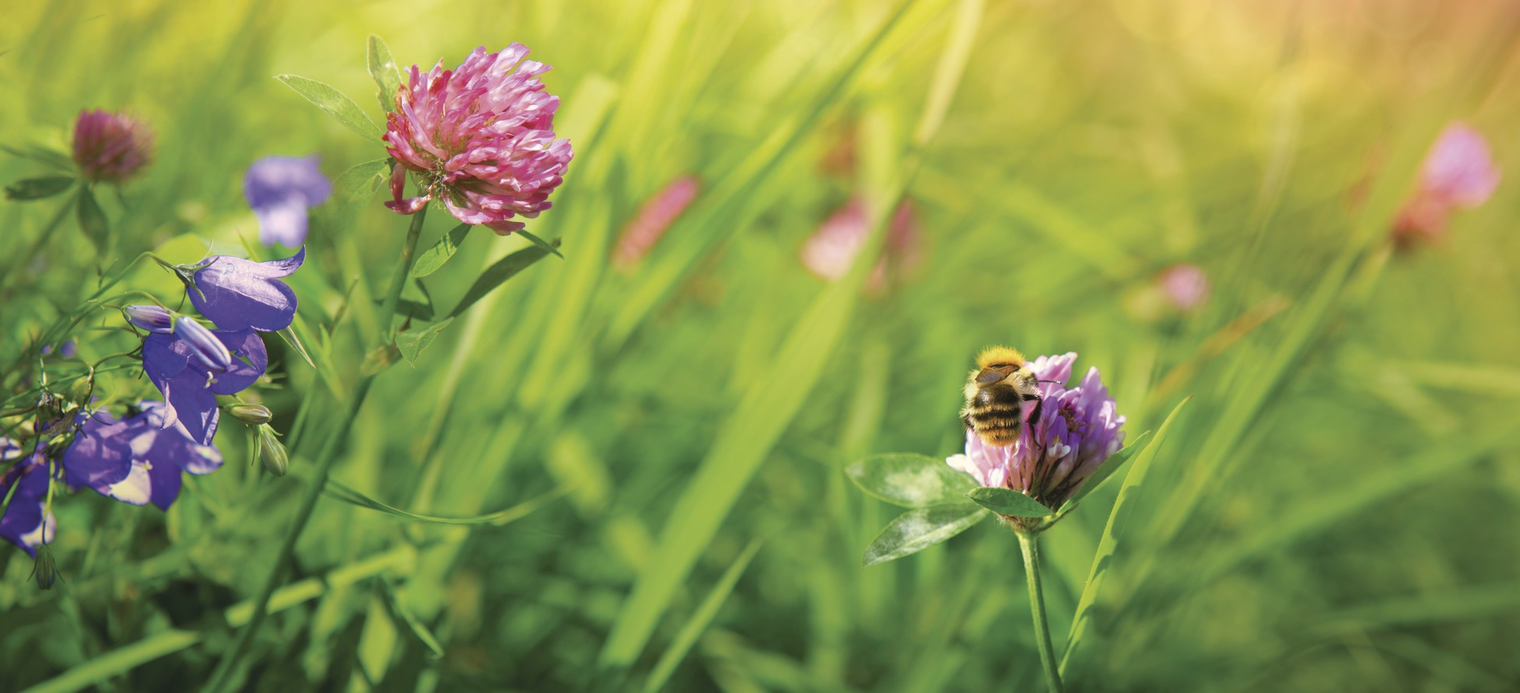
203 207 428 692
1018 530 1065 693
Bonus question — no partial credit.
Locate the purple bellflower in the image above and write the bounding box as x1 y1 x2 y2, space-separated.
184 248 304 332
65 404 222 510
124 304 175 333
948 353 1126 512
245 155 333 247
0 441 57 557
143 327 267 445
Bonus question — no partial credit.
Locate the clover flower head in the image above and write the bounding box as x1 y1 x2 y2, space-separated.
72 109 154 184
245 155 332 247
0 442 57 557
1157 264 1210 312
1393 122 1501 248
947 353 1126 510
383 44 574 234
613 176 700 270
185 247 304 332
801 198 923 290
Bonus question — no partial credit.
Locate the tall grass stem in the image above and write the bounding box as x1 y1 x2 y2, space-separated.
202 206 429 692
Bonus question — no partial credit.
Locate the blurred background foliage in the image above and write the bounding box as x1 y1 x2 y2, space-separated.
3 0 1520 690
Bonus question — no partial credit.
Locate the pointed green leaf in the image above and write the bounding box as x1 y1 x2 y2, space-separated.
377 579 444 660
386 298 434 322
1 142 75 171
513 228 564 258
75 186 108 254
366 35 401 113
395 317 454 365
276 327 316 370
448 243 557 319
847 453 977 508
323 479 568 526
863 504 989 566
965 487 1053 517
1062 397 1190 671
275 74 382 139
643 540 763 693
411 224 471 278
333 158 391 209
1057 430 1153 515
5 175 75 200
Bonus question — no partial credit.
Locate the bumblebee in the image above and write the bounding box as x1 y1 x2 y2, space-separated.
960 346 1042 447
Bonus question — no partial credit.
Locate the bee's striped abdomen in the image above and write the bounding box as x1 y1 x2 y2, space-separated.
965 385 1024 446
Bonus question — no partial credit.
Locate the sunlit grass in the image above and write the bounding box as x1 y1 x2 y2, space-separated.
2 0 1519 691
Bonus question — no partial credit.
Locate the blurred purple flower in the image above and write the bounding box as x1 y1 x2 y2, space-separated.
39 339 78 359
1393 123 1501 249
143 328 267 445
72 109 153 184
64 404 222 510
801 198 923 291
1157 264 1210 312
185 248 304 332
947 353 1126 511
383 44 573 234
245 155 332 247
0 441 57 557
613 176 700 270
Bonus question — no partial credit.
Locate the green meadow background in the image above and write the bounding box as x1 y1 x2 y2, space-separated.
3 0 1520 690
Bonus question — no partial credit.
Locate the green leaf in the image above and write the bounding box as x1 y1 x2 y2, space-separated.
366 35 401 113
275 74 382 139
18 630 203 693
377 579 444 660
965 487 1053 517
643 540 763 693
395 317 454 365
514 227 564 259
388 298 435 322
324 479 567 526
5 175 75 200
333 158 391 209
276 326 316 370
846 453 977 508
1057 430 1153 515
75 186 108 254
1062 397 1189 671
448 243 557 319
1 142 75 171
863 505 990 567
411 224 471 278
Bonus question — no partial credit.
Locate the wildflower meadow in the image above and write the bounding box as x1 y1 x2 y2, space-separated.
2 1 1518 691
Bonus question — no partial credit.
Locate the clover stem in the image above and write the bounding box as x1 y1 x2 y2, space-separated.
204 207 428 693
1017 529 1065 693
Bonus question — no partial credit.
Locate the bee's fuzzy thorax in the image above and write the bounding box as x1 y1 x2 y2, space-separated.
976 346 1026 369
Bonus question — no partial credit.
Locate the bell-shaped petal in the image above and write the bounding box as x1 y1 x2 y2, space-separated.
0 450 57 557
187 248 304 332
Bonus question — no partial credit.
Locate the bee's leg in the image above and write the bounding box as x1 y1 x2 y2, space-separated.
1024 394 1042 425
1024 394 1044 447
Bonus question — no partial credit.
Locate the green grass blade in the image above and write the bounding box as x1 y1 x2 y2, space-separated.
323 479 569 526
18 630 203 693
1061 397 1189 672
643 540 763 693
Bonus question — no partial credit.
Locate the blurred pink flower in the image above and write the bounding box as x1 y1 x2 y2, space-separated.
801 198 922 291
1156 264 1210 312
72 109 153 184
384 44 573 234
1392 123 1500 248
613 176 700 270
